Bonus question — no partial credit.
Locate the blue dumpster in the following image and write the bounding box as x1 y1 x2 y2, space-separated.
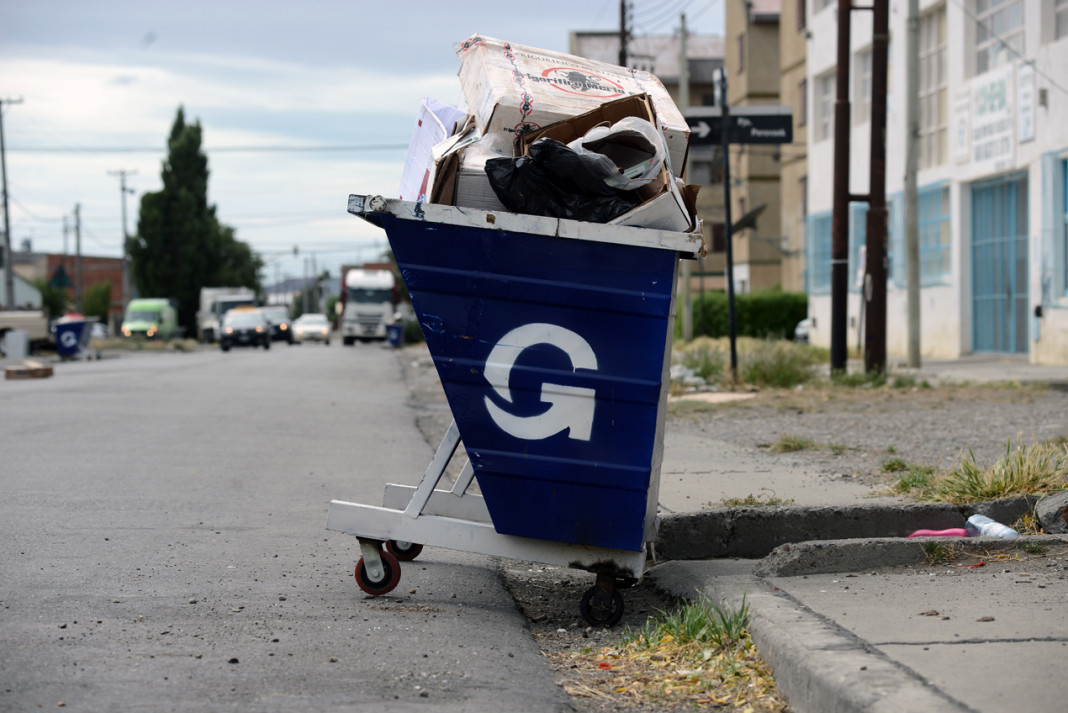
327 195 703 623
53 316 90 359
385 323 403 348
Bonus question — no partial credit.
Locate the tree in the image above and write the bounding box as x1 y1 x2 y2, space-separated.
33 279 66 320
130 107 263 335
83 281 112 325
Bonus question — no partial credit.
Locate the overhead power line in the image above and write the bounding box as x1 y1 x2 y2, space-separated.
6 143 409 154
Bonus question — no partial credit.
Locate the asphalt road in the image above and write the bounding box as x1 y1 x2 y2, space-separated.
0 344 571 712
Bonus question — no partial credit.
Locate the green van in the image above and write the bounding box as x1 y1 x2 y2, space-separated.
121 298 178 339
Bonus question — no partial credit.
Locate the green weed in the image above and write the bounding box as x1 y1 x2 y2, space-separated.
623 596 751 651
928 436 1068 503
720 490 796 507
892 465 936 494
673 336 822 389
921 541 955 565
739 339 820 389
882 457 909 472
768 434 815 453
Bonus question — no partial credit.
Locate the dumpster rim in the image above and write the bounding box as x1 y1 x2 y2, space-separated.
347 194 704 258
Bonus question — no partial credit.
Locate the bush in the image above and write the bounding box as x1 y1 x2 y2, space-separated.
683 289 807 341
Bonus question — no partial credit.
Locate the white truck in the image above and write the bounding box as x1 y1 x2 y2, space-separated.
340 268 396 345
0 309 50 356
197 287 256 343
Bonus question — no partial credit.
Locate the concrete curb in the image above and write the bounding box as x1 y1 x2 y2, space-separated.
650 560 974 713
656 496 1041 560
754 534 1068 576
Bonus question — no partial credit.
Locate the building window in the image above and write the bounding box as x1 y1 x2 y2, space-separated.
1058 0 1068 39
975 0 1024 75
797 0 807 31
815 0 836 11
919 185 952 279
798 78 808 126
854 49 872 124
800 176 808 221
920 6 948 168
807 212 832 294
738 33 746 72
710 222 726 253
816 72 835 142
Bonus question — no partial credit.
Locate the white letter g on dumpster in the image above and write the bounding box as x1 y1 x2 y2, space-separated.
483 323 597 441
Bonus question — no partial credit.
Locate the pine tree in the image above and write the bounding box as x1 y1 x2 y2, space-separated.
131 107 262 335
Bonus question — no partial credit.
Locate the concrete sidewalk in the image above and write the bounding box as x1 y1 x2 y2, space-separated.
649 355 1068 713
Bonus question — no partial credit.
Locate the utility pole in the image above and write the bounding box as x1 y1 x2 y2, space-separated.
108 169 137 315
864 0 890 375
302 257 309 314
679 13 693 342
1 96 23 311
833 0 891 375
718 67 739 382
74 204 82 313
830 1 852 374
619 0 629 67
904 0 921 368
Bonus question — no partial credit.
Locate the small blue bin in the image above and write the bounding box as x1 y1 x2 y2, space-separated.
386 323 403 348
54 318 88 358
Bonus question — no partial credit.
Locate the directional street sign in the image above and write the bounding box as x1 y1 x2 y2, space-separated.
685 105 793 145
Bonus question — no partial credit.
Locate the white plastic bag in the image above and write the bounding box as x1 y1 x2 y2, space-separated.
566 117 666 191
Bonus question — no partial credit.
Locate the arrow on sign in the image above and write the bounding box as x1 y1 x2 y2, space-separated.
483 322 597 441
691 120 712 140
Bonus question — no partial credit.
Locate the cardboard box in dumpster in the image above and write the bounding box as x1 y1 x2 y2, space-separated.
455 34 690 176
519 94 699 233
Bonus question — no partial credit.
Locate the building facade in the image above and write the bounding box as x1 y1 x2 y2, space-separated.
12 251 127 327
780 0 809 293
804 0 1068 365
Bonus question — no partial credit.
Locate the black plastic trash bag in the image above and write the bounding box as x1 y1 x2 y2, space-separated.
485 138 640 223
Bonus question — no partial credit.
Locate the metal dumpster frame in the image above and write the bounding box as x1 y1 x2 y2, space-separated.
328 194 702 625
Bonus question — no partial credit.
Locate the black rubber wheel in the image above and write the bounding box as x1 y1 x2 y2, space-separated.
580 585 625 627
385 540 423 562
354 550 401 596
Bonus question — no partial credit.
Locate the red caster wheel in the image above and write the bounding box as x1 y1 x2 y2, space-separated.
386 540 423 562
354 550 401 596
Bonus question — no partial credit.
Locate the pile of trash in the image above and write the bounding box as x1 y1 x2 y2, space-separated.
397 34 700 234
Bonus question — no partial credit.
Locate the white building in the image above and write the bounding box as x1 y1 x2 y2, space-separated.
804 0 1068 365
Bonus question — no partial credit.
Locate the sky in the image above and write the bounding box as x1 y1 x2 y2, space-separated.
1 0 724 285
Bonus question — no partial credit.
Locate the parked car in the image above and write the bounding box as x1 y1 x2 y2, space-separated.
292 313 331 345
219 308 271 351
794 318 811 344
259 305 294 344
